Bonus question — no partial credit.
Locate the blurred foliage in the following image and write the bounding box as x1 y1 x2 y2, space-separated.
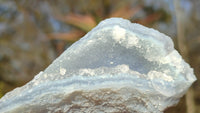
0 0 200 113
50 0 170 43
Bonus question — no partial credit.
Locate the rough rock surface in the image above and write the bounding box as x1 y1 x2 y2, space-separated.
0 18 196 113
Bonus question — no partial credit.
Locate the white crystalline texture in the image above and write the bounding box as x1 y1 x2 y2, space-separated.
0 18 196 113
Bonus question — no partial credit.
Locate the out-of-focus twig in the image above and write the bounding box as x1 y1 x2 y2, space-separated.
109 5 141 19
60 13 97 32
136 13 162 25
48 30 85 42
174 1 195 113
174 0 189 59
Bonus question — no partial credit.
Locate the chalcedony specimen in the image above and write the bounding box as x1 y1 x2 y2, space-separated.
0 18 196 113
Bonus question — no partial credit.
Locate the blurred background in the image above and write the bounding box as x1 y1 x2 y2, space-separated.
0 0 200 112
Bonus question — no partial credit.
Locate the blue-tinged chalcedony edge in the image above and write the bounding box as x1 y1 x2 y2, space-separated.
0 18 196 113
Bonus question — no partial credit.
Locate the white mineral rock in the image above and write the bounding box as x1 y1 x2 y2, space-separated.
0 18 196 113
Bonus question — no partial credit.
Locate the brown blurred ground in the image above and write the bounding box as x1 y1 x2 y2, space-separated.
0 0 200 113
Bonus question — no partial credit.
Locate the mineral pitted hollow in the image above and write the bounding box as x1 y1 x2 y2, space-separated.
0 18 196 113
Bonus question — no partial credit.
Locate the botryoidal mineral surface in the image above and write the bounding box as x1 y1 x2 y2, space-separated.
0 18 196 113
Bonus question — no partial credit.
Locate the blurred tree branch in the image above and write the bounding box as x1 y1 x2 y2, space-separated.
174 0 195 113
